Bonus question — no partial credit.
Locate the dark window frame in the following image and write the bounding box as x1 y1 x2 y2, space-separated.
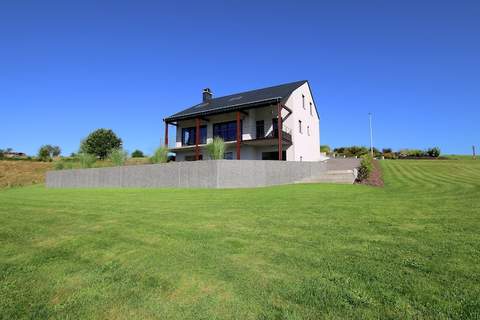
182 125 207 146
213 120 242 142
256 120 265 139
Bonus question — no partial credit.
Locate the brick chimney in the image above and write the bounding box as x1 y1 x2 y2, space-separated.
202 88 212 102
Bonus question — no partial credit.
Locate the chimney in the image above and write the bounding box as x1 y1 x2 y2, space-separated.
202 88 212 102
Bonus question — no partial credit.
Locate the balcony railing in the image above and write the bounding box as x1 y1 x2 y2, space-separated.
242 124 292 142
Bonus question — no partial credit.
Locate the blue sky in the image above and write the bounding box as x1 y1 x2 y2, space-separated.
1 0 479 155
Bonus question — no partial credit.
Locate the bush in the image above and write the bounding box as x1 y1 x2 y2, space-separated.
357 154 373 181
206 137 225 160
77 152 96 168
426 147 441 158
150 146 169 163
383 152 397 160
80 129 122 159
109 148 128 166
334 146 369 157
131 149 144 158
0 149 4 159
320 145 331 153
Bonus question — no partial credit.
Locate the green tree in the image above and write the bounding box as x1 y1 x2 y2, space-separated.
80 129 122 159
320 145 331 153
131 149 145 158
37 145 61 161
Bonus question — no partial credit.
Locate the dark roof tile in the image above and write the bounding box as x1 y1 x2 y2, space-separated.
165 80 307 121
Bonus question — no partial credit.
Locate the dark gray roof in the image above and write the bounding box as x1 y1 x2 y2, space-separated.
165 80 307 121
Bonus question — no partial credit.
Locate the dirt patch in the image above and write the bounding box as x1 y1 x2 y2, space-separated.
0 160 53 188
358 159 384 187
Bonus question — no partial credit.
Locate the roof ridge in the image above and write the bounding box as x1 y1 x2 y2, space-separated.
207 80 307 101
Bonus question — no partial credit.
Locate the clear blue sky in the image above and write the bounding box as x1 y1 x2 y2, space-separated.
1 1 479 155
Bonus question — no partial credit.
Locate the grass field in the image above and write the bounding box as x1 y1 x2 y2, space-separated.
0 159 479 319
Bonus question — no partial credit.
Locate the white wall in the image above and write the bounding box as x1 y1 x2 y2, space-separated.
284 82 321 161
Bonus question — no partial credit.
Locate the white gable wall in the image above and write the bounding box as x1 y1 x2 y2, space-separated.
284 82 320 161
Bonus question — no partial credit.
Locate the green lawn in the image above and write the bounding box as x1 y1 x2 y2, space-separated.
1 159 479 319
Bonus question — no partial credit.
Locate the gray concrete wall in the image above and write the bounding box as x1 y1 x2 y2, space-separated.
46 160 328 189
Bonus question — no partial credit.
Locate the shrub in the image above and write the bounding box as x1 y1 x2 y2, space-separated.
131 149 144 158
0 149 4 159
320 145 331 153
77 152 96 168
383 152 397 160
357 154 373 181
109 148 128 166
206 137 225 160
80 129 122 159
54 161 64 170
426 147 441 158
334 146 369 157
150 146 169 163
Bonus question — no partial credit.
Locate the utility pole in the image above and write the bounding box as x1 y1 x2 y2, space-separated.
473 145 477 160
369 113 373 157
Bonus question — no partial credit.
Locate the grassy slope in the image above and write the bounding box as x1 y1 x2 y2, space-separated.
0 159 479 319
0 160 53 188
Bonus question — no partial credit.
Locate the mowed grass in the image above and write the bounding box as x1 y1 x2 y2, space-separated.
0 159 479 319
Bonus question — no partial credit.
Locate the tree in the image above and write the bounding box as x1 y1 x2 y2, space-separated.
426 147 441 158
131 149 145 158
37 145 61 161
80 129 122 159
320 145 331 153
52 146 61 157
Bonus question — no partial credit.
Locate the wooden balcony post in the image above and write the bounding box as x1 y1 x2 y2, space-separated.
277 103 283 160
236 111 241 160
164 121 168 147
195 117 200 161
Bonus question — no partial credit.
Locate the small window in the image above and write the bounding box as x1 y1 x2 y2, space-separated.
309 102 313 116
302 94 305 109
307 125 310 136
298 120 302 134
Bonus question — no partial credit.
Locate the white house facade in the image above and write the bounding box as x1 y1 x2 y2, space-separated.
164 80 321 161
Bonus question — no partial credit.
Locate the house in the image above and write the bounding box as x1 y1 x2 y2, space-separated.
163 80 321 161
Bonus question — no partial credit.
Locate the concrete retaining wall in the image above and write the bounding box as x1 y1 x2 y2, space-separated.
46 160 328 189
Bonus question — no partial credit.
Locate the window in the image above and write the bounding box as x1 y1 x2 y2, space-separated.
224 152 233 160
213 121 242 142
272 118 279 137
182 125 207 145
302 94 305 109
307 125 310 136
309 102 313 116
298 120 302 134
256 120 265 138
262 151 286 160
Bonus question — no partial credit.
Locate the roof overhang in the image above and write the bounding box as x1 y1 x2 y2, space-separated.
164 97 283 122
